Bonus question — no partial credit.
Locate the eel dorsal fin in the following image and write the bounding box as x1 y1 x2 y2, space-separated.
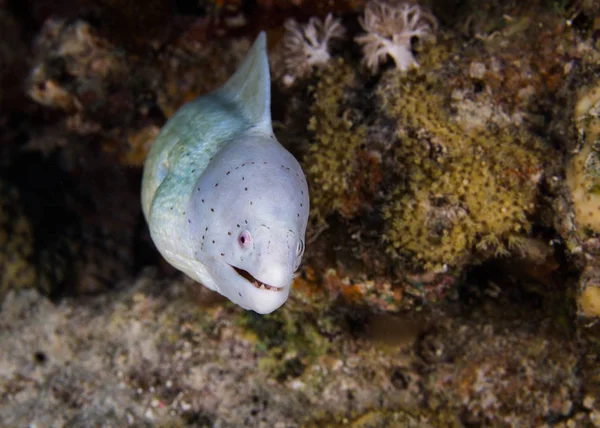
218 31 273 134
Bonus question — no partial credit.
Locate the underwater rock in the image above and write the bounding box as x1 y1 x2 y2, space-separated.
423 309 579 425
24 16 162 167
0 267 590 426
295 2 578 281
27 17 129 114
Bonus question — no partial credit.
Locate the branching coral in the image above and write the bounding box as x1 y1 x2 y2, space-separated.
355 1 437 73
281 13 345 85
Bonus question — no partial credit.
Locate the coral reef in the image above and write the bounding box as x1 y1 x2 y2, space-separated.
302 59 370 226
449 4 580 126
567 82 600 235
1 0 600 425
303 59 363 223
562 78 600 326
281 13 345 85
355 1 437 73
378 70 547 271
299 2 578 275
561 78 600 416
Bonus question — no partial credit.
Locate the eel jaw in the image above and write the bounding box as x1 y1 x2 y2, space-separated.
231 266 284 292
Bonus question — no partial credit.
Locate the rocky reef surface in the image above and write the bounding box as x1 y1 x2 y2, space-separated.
1 0 600 426
0 269 586 426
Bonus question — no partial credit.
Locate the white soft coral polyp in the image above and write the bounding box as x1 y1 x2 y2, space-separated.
355 1 437 73
281 13 345 85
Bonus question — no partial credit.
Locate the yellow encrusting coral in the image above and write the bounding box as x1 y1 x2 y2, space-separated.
379 71 546 271
567 102 600 235
303 58 370 227
578 284 600 318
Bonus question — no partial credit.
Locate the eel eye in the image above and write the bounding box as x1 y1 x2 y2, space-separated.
238 230 251 249
296 239 304 257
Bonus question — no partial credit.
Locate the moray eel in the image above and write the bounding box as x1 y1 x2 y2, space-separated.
141 33 309 314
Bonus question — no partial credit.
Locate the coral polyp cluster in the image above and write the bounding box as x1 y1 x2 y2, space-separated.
281 13 345 85
355 1 437 73
277 1 439 84
379 72 546 271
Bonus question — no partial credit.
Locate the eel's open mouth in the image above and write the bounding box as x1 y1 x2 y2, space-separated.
232 266 283 292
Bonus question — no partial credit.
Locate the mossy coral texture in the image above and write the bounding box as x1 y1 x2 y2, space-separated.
303 58 366 226
567 117 600 235
379 71 545 270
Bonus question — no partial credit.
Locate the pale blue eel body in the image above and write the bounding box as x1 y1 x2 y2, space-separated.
141 33 309 314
